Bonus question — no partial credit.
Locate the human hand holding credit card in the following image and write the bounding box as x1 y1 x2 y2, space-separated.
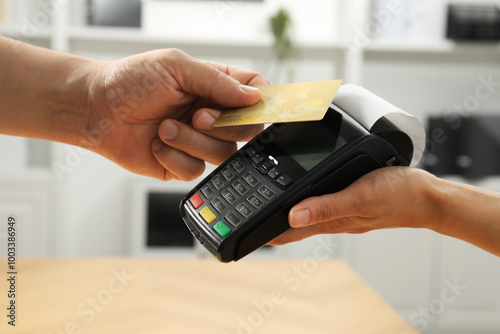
214 80 343 127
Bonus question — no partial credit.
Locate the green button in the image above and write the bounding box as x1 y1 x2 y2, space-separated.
213 221 231 238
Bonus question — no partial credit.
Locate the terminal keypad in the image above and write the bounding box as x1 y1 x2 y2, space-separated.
189 149 290 239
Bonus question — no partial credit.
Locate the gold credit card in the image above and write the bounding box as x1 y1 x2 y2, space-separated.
214 80 343 127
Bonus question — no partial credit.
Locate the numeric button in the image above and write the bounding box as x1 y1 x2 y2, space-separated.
236 203 254 219
247 195 265 209
258 186 276 201
242 171 260 188
221 167 235 181
211 197 227 214
232 180 249 196
231 159 245 173
211 175 225 190
221 189 238 205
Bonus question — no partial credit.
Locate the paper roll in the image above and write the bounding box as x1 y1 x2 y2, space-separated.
333 84 426 167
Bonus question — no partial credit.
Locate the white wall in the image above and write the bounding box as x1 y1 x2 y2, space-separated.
0 136 27 171
141 0 340 45
51 145 132 256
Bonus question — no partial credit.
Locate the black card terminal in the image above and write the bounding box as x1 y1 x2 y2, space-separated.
180 102 413 263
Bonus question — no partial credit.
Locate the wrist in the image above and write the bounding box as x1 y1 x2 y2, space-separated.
417 171 455 234
53 58 108 149
422 174 500 256
0 37 107 148
405 169 447 231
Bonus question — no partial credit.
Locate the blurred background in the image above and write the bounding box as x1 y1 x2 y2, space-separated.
1 0 500 333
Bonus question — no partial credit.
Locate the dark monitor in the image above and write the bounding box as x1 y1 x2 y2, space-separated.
147 192 194 248
425 115 500 178
88 0 141 28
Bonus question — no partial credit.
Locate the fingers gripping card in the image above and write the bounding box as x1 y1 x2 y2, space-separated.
214 80 343 127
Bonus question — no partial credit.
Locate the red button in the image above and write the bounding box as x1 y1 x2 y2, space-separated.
190 193 204 209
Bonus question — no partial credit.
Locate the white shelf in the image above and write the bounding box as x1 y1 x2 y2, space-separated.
3 6 498 59
63 26 500 58
0 25 51 40
366 40 500 54
68 26 344 51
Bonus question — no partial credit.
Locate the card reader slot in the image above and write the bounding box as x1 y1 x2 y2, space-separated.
182 215 218 257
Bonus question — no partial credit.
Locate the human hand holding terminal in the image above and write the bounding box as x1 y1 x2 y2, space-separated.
270 167 500 257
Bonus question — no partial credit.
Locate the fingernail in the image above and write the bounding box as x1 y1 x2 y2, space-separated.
197 111 217 131
151 138 164 152
290 209 311 227
240 84 261 93
159 121 178 140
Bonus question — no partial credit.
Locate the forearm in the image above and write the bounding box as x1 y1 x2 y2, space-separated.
0 36 97 146
428 176 500 256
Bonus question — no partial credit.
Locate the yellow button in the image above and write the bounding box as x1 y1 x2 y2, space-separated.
200 207 217 224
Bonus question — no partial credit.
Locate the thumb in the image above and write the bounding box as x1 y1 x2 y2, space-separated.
169 50 262 108
289 191 359 228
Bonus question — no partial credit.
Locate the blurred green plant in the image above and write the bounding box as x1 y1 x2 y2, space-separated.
270 8 294 61
269 8 297 82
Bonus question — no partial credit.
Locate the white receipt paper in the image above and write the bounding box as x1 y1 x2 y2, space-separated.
333 85 426 167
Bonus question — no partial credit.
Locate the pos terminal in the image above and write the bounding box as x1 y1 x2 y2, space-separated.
180 85 425 263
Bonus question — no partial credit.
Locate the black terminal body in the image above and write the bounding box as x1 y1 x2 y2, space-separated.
180 104 412 262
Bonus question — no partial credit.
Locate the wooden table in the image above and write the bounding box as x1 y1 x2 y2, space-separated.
0 259 417 334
